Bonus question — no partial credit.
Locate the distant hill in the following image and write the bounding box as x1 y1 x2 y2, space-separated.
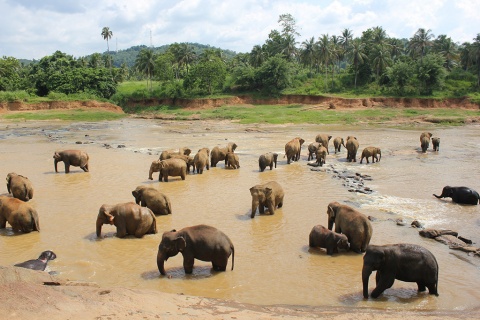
16 43 239 68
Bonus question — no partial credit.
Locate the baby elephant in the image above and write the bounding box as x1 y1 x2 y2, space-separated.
362 244 439 299
0 196 40 233
315 146 327 166
157 224 234 275
432 137 440 151
249 181 284 218
14 250 57 271
132 185 172 215
225 152 240 169
309 225 349 255
6 172 34 201
258 152 278 172
333 137 345 154
360 147 381 164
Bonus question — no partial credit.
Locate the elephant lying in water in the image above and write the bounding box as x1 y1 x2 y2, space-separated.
309 225 349 255
14 251 57 271
362 244 439 299
6 172 34 201
433 186 480 205
157 224 234 275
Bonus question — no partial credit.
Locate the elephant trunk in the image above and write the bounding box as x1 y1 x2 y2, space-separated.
157 251 167 275
327 219 334 230
362 266 372 298
96 218 103 238
378 150 382 161
148 167 154 180
251 201 258 219
54 159 59 173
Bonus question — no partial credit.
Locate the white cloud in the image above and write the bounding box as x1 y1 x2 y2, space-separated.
0 0 478 59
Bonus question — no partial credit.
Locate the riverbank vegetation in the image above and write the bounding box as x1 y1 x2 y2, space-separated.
1 14 479 109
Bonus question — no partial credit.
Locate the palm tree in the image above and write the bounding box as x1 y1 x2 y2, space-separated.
101 27 113 53
250 45 267 68
135 48 155 90
433 35 459 71
470 34 480 87
371 26 388 47
388 38 405 61
340 28 353 66
300 37 316 73
408 28 434 62
349 39 368 89
317 34 332 90
330 35 342 81
281 34 298 61
372 46 392 79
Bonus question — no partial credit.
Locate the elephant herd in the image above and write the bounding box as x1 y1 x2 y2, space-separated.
2 130 478 301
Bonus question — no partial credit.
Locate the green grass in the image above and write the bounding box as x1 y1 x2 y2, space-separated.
1 109 126 121
130 104 480 125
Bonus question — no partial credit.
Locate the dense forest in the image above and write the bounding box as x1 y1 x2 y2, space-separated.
1 14 479 105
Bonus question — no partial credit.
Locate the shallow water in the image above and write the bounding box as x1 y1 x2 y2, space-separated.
1 119 479 311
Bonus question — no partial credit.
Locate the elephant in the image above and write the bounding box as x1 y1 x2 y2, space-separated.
168 154 195 173
284 137 305 164
14 251 57 271
315 134 332 155
0 196 40 233
307 142 322 161
249 181 284 218
6 172 34 201
433 186 480 205
333 137 345 154
159 148 192 160
360 147 382 164
258 152 278 172
157 224 234 275
362 244 439 299
345 136 359 162
193 148 210 174
132 185 172 215
210 142 237 167
225 152 240 169
432 137 440 151
53 149 89 173
149 158 187 182
327 201 372 253
309 225 349 255
420 132 432 153
96 202 157 238
315 146 327 166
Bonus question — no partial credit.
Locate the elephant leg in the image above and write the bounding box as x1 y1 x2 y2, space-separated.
115 227 127 238
259 204 265 214
183 255 195 274
267 202 276 215
82 163 89 172
371 272 395 298
64 161 70 173
0 216 6 228
417 282 427 292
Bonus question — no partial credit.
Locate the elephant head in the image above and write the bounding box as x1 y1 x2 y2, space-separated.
157 229 184 275
227 142 238 153
362 245 386 298
6 172 16 193
433 186 453 199
326 202 339 230
272 153 279 167
249 186 273 218
96 204 115 237
132 186 146 204
148 160 162 180
53 152 62 172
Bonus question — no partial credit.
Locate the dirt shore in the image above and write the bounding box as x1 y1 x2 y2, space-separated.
2 266 479 320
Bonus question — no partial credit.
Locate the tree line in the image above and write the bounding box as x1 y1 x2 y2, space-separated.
0 14 479 101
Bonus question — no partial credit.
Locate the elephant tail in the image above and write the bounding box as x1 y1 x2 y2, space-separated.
231 244 235 271
31 209 40 232
166 197 172 215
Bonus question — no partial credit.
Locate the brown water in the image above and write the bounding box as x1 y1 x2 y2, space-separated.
1 119 479 312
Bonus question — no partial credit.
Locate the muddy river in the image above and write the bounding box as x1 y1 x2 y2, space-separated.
1 119 479 312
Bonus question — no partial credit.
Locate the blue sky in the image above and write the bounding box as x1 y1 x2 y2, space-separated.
1 0 479 59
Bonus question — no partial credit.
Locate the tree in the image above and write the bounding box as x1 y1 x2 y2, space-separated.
416 53 447 94
469 34 480 87
372 46 392 79
250 45 267 68
101 27 113 53
0 56 21 91
408 28 434 62
386 59 414 94
349 39 368 88
300 37 317 74
184 56 226 95
256 54 292 93
135 48 156 90
433 35 458 71
154 53 175 82
317 34 333 90
278 13 300 38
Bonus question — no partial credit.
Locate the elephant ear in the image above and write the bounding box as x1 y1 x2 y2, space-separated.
175 237 186 252
249 187 256 196
265 187 273 198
